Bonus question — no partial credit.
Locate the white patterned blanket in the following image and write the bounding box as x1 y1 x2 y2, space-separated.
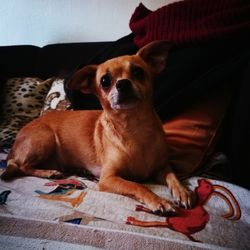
0 148 249 249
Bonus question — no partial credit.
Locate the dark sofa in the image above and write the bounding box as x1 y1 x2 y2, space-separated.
1 36 250 250
0 41 112 81
1 34 250 189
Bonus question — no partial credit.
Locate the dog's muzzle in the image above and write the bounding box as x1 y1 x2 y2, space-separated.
110 79 140 110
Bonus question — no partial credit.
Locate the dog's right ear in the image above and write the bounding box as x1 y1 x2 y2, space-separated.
67 65 97 94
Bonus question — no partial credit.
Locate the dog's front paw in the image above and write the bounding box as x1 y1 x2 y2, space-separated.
47 170 64 179
171 185 196 209
147 197 176 216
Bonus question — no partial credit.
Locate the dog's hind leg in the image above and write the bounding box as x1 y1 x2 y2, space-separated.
1 157 64 181
0 159 24 180
19 167 64 179
1 159 64 180
1 124 63 181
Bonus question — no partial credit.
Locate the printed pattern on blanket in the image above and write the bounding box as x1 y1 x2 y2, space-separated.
0 147 9 169
0 166 249 249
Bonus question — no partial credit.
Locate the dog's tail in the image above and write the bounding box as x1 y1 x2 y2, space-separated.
1 159 24 181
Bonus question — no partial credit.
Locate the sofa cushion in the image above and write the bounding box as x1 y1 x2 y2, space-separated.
0 116 33 147
0 77 54 146
163 84 231 176
40 78 72 116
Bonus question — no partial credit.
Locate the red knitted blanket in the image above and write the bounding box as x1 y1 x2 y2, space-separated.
129 0 250 47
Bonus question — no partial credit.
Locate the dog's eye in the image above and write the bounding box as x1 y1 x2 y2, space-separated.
131 65 145 81
100 74 112 89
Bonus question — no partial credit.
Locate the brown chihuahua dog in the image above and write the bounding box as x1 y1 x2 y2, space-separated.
1 41 194 215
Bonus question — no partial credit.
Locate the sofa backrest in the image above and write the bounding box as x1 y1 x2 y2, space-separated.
0 42 111 80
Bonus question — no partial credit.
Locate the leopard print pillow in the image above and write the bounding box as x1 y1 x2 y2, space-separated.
0 116 32 146
0 77 54 146
40 78 72 116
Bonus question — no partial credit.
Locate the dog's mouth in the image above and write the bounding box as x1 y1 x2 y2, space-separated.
110 92 141 110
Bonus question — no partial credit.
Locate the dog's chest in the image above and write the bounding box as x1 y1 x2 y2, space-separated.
116 133 167 180
100 116 168 180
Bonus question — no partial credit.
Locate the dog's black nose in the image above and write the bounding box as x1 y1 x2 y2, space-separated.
116 79 132 93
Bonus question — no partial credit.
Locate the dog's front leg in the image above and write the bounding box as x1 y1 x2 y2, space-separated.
156 169 196 209
98 175 176 216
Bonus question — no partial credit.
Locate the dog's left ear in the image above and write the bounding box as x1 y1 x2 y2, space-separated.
137 41 173 75
67 65 97 93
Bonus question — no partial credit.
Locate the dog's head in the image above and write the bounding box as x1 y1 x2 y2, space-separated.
68 41 172 111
